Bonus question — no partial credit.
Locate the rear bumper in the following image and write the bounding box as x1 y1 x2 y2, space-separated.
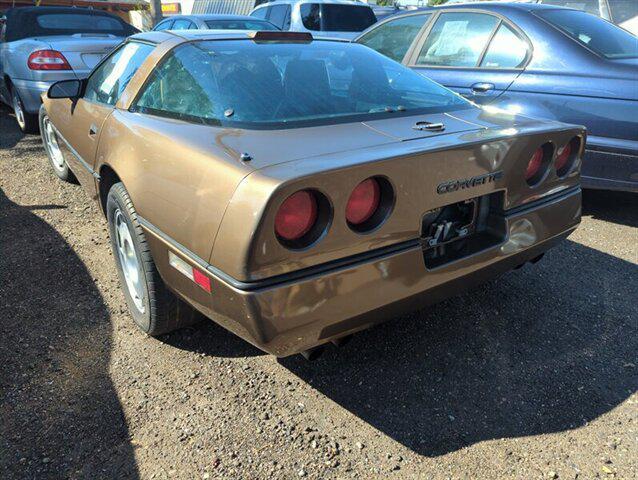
11 79 53 114
581 149 638 193
164 187 581 357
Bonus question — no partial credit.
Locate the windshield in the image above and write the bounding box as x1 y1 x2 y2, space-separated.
537 9 638 58
300 4 377 32
134 40 470 129
204 19 279 30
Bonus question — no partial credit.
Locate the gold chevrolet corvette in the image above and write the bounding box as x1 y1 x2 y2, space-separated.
40 30 584 357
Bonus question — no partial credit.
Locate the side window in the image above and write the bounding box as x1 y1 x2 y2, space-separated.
267 5 289 29
481 23 528 68
416 13 499 67
251 7 268 20
358 14 431 63
300 4 321 31
154 20 173 31
134 44 221 122
172 19 192 30
84 42 154 106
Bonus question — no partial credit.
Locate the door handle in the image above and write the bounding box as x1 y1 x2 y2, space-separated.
89 124 98 136
471 82 495 94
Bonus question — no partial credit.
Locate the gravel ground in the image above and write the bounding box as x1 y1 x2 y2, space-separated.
1 104 636 480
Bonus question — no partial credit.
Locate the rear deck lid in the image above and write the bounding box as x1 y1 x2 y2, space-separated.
38 35 123 71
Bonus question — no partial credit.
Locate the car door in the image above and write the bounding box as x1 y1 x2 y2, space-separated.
48 41 154 193
356 12 433 63
406 11 530 105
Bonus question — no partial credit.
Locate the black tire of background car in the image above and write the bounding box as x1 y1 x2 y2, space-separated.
106 182 201 336
39 106 78 184
11 86 38 134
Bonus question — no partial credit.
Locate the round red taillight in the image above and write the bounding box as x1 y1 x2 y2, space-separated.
555 142 572 173
525 148 544 182
274 190 318 241
346 178 381 225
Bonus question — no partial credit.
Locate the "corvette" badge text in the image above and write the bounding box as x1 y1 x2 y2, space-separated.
437 171 504 194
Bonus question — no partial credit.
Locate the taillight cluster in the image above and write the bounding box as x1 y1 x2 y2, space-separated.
274 176 393 249
525 136 581 186
27 50 71 71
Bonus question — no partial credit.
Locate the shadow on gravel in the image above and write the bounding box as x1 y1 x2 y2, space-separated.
281 239 638 457
162 321 266 359
0 188 139 479
583 189 638 228
0 104 25 150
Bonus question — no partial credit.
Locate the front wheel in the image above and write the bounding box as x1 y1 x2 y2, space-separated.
11 87 38 134
106 182 199 335
39 107 77 183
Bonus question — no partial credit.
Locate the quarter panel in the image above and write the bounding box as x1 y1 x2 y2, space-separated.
96 110 253 262
490 85 638 144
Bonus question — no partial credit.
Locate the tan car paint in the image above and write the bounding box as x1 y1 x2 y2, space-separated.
42 31 586 356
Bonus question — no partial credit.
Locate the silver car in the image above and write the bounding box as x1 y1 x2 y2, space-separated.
153 14 280 31
0 6 136 133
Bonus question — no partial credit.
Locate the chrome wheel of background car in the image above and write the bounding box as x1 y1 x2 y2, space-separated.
42 117 66 172
12 90 25 131
114 209 146 314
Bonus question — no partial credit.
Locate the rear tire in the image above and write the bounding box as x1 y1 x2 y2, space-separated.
11 86 38 134
39 106 77 183
106 182 199 335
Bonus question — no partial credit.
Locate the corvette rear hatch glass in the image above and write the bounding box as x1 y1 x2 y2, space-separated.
133 40 472 130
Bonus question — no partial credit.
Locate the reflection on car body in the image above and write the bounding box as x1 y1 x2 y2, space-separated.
40 30 584 357
357 4 638 192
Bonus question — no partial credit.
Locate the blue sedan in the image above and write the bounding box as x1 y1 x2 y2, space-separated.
356 3 638 192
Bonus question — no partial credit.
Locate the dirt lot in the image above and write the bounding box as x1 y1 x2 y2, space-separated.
1 104 636 480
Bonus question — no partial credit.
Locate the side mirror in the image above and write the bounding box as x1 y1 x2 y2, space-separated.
47 79 83 99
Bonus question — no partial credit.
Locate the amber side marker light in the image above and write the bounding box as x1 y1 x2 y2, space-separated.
168 251 212 292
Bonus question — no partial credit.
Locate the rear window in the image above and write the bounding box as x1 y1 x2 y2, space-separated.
204 19 279 30
537 8 638 58
36 13 124 31
300 4 377 32
5 10 135 41
133 40 470 129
